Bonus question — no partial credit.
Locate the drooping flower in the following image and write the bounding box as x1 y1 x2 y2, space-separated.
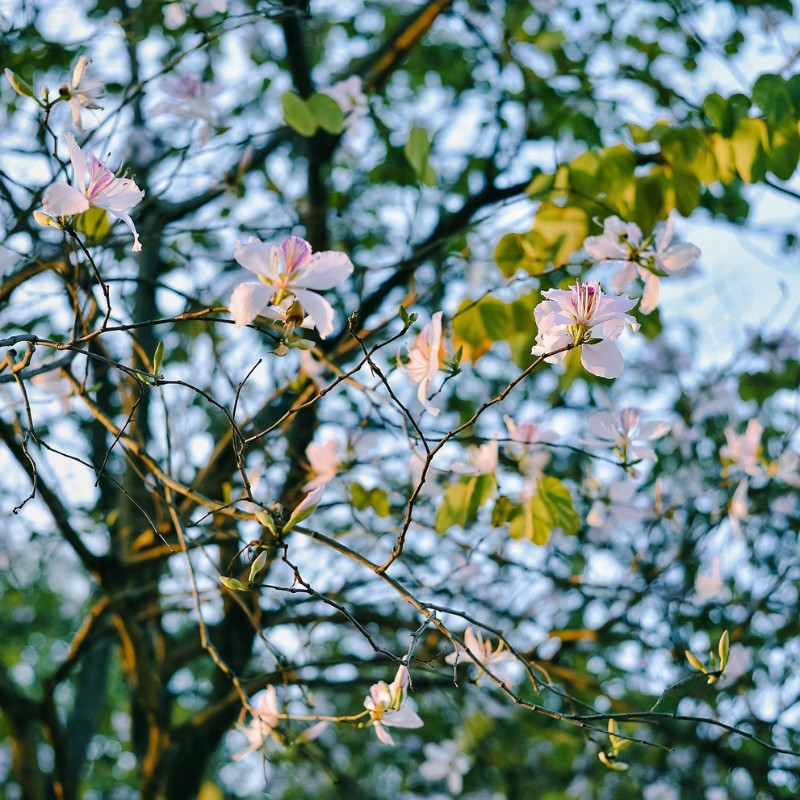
41 133 144 251
303 437 341 491
363 665 423 745
233 686 280 761
419 740 471 795
230 235 353 338
324 76 368 133
61 56 105 133
403 311 444 416
720 419 763 476
445 627 516 685
531 281 638 379
151 75 223 144
582 407 670 463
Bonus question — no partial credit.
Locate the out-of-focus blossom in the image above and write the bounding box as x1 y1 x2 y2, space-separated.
451 438 498 476
363 666 423 745
151 75 223 144
61 56 104 132
445 627 515 685
233 686 280 761
230 235 353 338
419 739 471 795
303 438 341 491
41 133 144 251
403 311 444 416
771 448 800 487
691 379 736 422
582 407 670 463
728 479 749 537
694 555 723 601
720 419 763 476
163 0 227 28
586 480 651 529
503 415 556 476
531 282 638 379
584 215 643 264
324 76 368 133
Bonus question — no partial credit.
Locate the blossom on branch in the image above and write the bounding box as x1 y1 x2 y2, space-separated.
582 407 670 463
62 56 104 132
324 76 369 133
403 310 444 416
531 281 638 379
363 666 423 745
151 75 223 144
445 626 516 685
41 133 144 251
233 686 280 761
303 437 341 491
230 235 353 338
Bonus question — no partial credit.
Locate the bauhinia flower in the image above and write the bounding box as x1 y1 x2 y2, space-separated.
151 75 223 144
582 407 670 463
41 133 144 251
363 666 423 745
230 235 353 338
419 739 471 795
61 56 105 133
324 76 368 133
233 686 280 761
720 419 763 476
403 311 444 416
503 415 557 477
531 281 638 379
583 215 643 264
445 626 516 685
451 437 498 476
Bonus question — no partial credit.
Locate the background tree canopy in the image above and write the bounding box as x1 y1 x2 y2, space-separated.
1 0 800 798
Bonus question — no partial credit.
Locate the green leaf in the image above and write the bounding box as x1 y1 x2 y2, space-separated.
452 297 510 363
404 125 436 186
509 477 579 545
703 92 728 131
738 360 800 401
307 93 345 134
731 117 769 183
765 120 800 180
282 91 318 137
350 483 390 516
753 73 793 126
435 474 496 533
73 207 112 242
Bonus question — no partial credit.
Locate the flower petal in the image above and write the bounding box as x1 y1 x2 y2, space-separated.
382 707 424 729
581 339 624 379
64 132 88 194
42 182 90 217
293 288 335 339
639 272 660 314
230 282 276 327
304 250 354 290
234 237 278 279
107 210 143 252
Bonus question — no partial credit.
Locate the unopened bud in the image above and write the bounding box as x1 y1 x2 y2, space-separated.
33 210 62 229
285 300 305 327
5 67 35 98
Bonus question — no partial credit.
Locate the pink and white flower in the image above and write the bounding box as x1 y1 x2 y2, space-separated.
531 281 638 379
445 627 516 685
720 419 763 476
363 666 423 745
503 415 557 476
230 235 353 338
233 686 280 761
151 75 223 144
62 56 105 133
451 437 498 476
324 76 368 133
583 215 643 263
582 407 670 463
403 311 444 416
41 133 144 251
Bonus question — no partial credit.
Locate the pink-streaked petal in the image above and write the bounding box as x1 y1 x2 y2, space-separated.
281 236 312 274
95 179 145 212
581 339 624 379
639 272 660 314
293 288 335 339
234 237 278 279
303 250 354 290
42 182 90 216
230 282 276 327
